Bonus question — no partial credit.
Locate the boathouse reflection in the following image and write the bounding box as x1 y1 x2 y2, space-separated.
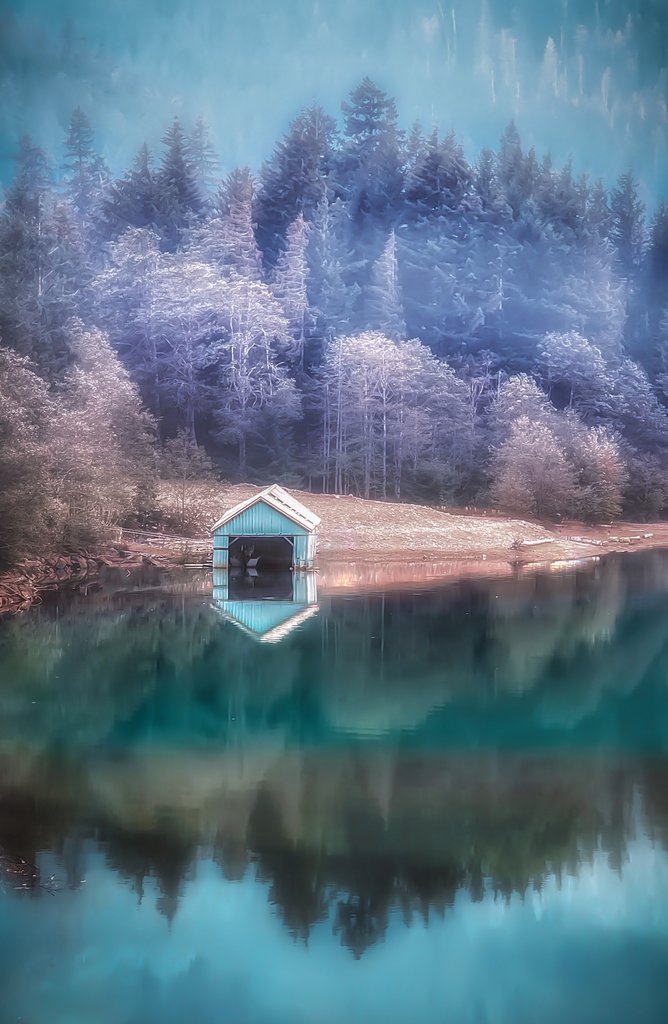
211 568 318 643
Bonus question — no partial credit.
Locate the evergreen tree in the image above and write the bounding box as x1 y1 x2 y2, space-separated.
496 122 530 221
273 213 314 369
610 171 646 277
190 167 262 279
62 107 109 226
155 117 203 250
365 230 405 340
187 116 219 195
101 143 159 238
256 105 337 263
307 195 357 351
5 136 51 217
0 140 90 378
340 78 404 226
405 130 475 218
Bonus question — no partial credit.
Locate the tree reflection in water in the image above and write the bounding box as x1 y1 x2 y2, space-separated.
1 551 668 955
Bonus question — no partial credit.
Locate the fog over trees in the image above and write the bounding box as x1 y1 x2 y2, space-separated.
2 79 668 561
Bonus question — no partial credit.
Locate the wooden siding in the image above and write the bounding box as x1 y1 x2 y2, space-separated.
213 499 310 539
212 534 229 569
293 533 317 568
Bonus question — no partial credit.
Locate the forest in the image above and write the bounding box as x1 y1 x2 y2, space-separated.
2 77 668 566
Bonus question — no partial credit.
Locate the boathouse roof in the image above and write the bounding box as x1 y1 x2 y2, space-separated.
211 485 321 534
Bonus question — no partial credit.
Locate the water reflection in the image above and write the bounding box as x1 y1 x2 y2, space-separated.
2 553 668 1021
212 569 319 642
0 750 665 948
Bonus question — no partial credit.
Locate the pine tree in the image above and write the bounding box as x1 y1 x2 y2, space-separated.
340 78 404 225
365 230 405 340
610 171 646 277
307 195 357 351
0 140 90 378
256 105 337 263
62 107 109 225
101 143 159 238
273 213 314 369
190 167 262 279
5 136 51 217
496 122 527 221
405 129 474 218
155 117 203 250
187 116 219 195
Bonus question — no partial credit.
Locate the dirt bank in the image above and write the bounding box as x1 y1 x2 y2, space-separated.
159 481 668 565
0 548 175 615
3 487 667 613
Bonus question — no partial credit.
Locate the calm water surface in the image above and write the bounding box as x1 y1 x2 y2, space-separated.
2 553 668 1023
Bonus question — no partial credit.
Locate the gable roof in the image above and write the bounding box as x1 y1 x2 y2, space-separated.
212 600 319 643
211 484 321 534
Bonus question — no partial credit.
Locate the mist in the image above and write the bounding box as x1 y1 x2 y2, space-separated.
1 0 667 204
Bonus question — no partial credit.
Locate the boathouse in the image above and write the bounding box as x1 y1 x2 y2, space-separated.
211 485 320 571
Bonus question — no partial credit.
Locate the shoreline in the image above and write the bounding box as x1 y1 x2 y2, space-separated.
1 518 667 614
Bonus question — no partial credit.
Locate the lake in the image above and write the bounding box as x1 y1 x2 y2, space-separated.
1 553 668 1024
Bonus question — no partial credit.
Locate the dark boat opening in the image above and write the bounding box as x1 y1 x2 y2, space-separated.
228 535 294 572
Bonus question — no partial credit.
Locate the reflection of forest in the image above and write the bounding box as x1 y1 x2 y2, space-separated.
3 553 668 745
2 551 668 953
1 750 666 956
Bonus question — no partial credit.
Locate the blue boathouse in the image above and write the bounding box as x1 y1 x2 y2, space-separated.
211 485 320 570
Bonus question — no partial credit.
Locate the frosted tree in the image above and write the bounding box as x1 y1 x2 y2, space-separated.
188 167 263 280
0 349 56 564
52 323 155 542
538 332 612 417
273 213 315 369
307 195 357 352
364 230 405 340
211 275 300 474
94 227 163 415
567 425 627 521
139 255 224 439
488 374 552 441
490 416 577 519
610 171 646 278
318 332 470 499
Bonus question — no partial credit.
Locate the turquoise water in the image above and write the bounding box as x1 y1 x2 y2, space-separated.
1 554 668 1023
